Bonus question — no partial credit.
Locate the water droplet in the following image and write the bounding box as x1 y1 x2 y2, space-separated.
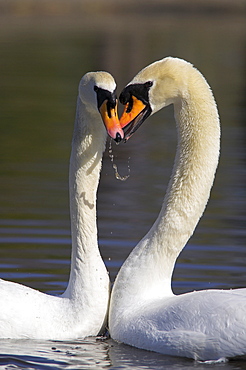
108 139 130 181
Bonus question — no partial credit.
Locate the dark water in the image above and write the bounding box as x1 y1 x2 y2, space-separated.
0 2 246 369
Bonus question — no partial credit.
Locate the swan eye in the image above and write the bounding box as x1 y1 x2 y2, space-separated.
145 81 153 88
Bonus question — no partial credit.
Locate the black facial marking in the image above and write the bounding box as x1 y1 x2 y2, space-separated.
145 81 153 88
119 81 153 107
126 96 133 113
95 87 117 114
119 81 153 141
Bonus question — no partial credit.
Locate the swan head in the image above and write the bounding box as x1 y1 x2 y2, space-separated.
119 57 191 140
79 72 124 143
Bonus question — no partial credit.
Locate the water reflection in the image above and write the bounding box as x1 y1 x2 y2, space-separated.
0 338 111 369
0 338 245 370
0 1 246 369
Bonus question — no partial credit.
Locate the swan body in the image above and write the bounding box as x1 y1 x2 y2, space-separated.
0 71 123 339
109 57 246 360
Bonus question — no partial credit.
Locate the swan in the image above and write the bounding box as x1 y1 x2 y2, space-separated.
109 57 246 361
0 71 124 339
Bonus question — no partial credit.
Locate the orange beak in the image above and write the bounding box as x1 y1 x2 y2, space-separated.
119 96 146 129
99 100 124 142
119 96 151 141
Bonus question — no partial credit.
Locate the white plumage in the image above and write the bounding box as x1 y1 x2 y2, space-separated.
109 57 246 361
0 71 123 340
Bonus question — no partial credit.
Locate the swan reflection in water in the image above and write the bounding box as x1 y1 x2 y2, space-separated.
0 337 240 369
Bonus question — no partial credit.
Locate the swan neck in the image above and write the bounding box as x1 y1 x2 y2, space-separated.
111 74 220 309
152 86 220 259
65 98 108 298
152 83 220 276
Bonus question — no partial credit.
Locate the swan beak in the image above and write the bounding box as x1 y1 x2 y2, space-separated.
119 96 151 141
99 100 124 143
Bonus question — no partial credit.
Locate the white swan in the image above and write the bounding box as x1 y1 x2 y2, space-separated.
109 57 246 361
0 71 124 339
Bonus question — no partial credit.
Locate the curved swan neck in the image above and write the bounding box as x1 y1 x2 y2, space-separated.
65 97 107 298
111 65 220 306
152 71 220 285
162 71 220 246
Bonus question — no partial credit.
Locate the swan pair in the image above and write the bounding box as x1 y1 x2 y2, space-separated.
1 57 246 361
